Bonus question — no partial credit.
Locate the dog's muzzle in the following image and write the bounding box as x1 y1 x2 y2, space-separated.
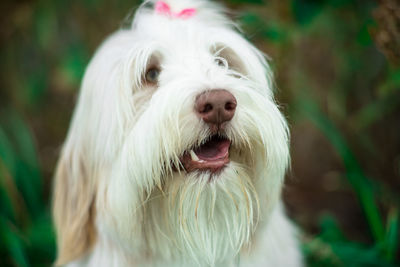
195 89 237 132
180 89 237 174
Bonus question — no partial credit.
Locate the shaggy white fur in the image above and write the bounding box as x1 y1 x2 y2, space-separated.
52 0 303 266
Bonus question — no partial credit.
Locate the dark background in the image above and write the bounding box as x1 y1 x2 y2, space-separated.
0 0 399 266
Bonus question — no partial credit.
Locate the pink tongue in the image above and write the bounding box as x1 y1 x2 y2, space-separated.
194 139 230 161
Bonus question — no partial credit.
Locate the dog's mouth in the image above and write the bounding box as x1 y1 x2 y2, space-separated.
180 135 230 173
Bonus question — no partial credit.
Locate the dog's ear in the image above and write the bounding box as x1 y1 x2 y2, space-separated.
52 143 96 266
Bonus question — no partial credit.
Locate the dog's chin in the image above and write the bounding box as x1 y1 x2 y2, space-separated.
179 134 231 175
144 162 259 265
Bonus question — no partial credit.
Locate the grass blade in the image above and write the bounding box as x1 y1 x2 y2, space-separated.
0 110 43 217
0 216 29 267
297 97 385 242
384 207 399 262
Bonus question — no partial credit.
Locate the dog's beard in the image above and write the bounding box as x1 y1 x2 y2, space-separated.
144 163 259 266
100 79 289 265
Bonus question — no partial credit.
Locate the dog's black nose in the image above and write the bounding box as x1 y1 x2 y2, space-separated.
195 89 237 129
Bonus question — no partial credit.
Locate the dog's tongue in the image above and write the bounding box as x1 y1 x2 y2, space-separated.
194 138 230 161
180 137 231 173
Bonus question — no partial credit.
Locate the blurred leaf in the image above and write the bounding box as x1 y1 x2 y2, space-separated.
0 127 18 221
263 21 288 43
319 214 346 242
34 4 57 50
0 110 43 217
329 241 394 267
356 16 376 47
25 71 47 108
0 160 17 222
0 217 29 267
350 90 400 130
316 216 395 267
379 67 400 96
240 12 288 43
60 45 89 87
305 213 396 267
0 125 17 174
292 0 324 26
383 207 399 262
297 96 385 242
303 236 342 267
25 212 55 265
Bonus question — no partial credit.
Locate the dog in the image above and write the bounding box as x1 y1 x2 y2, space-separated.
52 0 302 266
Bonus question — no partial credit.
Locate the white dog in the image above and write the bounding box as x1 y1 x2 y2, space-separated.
52 0 302 266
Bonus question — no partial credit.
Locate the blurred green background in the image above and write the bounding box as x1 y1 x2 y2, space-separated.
0 0 399 266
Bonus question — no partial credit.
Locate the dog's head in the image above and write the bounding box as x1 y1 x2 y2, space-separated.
53 0 289 265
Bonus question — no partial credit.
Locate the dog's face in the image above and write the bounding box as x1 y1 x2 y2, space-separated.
53 0 289 266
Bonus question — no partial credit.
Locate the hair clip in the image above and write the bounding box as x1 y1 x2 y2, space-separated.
155 1 196 19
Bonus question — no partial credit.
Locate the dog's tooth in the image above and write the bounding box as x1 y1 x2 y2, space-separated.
190 150 199 161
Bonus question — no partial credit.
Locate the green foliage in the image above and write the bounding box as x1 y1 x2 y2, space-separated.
0 217 28 267
0 0 399 266
240 0 400 265
304 214 397 267
292 0 325 26
297 96 385 242
0 110 55 267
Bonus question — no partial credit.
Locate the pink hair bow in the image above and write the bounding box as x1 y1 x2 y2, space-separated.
155 1 196 19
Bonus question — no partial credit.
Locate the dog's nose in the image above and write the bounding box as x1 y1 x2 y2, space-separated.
195 89 237 127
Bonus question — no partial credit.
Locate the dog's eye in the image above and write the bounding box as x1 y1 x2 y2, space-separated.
215 57 228 68
145 68 160 84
